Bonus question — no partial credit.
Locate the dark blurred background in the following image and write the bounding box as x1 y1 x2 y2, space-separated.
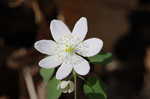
1 0 150 99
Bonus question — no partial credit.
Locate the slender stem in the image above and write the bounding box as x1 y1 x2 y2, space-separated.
78 76 85 81
73 71 77 99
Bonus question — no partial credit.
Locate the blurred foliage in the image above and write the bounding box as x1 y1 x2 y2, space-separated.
83 77 107 99
40 68 55 82
40 68 62 99
88 53 112 65
47 77 62 99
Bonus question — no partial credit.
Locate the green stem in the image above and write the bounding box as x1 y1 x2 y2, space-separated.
73 71 77 99
78 76 85 81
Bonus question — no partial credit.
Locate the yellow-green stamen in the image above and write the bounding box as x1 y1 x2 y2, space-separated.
65 47 74 53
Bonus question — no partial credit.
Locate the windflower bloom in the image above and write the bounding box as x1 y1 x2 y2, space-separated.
57 80 74 93
34 17 103 80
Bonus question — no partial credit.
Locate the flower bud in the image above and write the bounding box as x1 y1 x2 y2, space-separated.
58 80 74 93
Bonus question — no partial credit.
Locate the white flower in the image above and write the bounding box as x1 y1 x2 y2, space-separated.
34 17 103 80
57 80 74 93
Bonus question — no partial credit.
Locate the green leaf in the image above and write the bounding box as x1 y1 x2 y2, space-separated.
87 53 112 65
83 77 107 99
40 68 55 82
47 77 62 99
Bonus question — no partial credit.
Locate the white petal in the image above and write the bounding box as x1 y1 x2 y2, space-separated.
50 20 71 42
76 38 103 57
56 62 73 80
34 40 57 55
72 17 88 42
73 55 90 75
39 55 62 69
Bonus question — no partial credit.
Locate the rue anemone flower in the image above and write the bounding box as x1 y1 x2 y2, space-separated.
34 17 103 80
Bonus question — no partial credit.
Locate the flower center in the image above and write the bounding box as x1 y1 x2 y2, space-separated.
65 46 75 53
